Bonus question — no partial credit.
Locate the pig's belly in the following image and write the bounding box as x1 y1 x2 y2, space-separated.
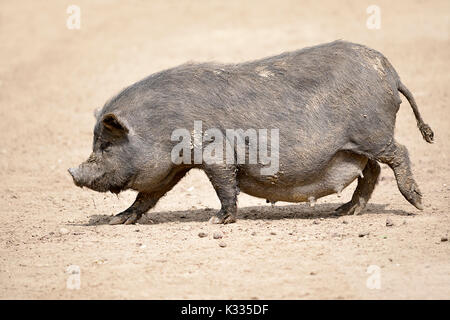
237 152 368 202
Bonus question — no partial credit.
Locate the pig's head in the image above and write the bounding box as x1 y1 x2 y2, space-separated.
68 113 137 194
69 81 183 195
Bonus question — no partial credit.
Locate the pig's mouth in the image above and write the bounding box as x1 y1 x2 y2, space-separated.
78 179 127 194
95 176 131 194
108 174 135 194
109 185 122 194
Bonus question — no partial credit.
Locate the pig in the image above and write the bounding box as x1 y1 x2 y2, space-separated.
68 40 434 225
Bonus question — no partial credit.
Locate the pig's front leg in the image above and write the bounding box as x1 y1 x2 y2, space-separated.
109 169 189 225
109 192 157 225
203 164 238 224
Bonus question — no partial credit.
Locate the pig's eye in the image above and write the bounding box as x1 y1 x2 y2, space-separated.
100 141 112 152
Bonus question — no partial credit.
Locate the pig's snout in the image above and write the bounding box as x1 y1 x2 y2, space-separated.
68 167 83 187
68 167 76 178
68 165 93 188
68 161 113 192
68 154 129 193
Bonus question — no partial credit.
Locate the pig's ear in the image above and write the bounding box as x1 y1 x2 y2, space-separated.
102 113 129 135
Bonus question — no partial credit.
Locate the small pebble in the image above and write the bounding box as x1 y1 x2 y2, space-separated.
358 232 369 238
441 237 448 242
59 228 69 235
213 232 223 239
386 218 394 227
218 241 227 248
198 232 208 238
94 259 106 265
270 231 276 235
342 220 348 224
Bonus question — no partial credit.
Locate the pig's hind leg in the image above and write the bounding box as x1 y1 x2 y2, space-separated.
335 159 381 215
375 140 423 210
203 163 238 224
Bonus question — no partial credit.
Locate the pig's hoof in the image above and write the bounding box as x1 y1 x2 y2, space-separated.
109 212 141 225
209 214 236 224
334 202 364 216
406 187 424 210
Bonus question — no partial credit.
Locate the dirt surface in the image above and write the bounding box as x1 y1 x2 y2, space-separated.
1 0 449 299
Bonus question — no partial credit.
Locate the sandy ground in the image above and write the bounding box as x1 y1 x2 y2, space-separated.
0 0 449 299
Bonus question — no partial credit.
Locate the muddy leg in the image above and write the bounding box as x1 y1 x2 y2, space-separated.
335 159 381 215
376 140 423 210
109 192 157 225
203 164 238 224
109 169 189 225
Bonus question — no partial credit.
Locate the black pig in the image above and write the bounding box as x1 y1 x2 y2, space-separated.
69 40 434 224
